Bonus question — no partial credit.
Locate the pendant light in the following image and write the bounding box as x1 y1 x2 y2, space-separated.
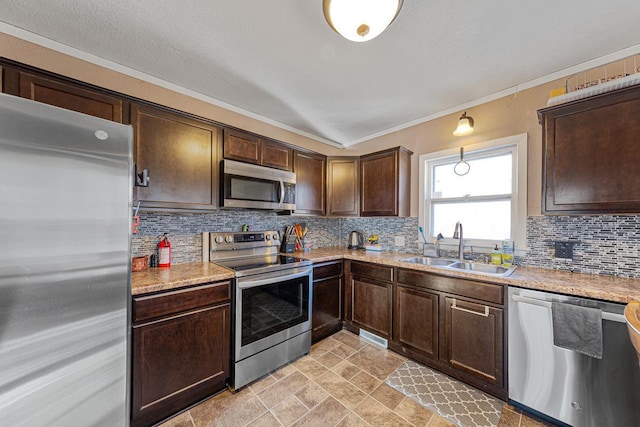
453 112 474 136
323 0 404 42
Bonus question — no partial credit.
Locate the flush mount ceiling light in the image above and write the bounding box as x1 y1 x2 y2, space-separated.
323 0 404 42
453 112 474 136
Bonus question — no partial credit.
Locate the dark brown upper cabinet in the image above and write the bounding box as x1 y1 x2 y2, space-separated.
360 146 412 217
327 157 360 217
539 85 640 214
223 128 292 171
293 150 327 216
2 66 127 123
132 103 221 211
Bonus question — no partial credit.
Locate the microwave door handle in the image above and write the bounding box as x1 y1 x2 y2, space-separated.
279 178 285 204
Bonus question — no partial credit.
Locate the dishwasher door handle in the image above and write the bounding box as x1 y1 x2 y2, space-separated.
511 294 627 323
451 298 489 317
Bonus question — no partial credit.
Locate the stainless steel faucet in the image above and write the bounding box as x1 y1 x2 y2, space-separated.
453 221 464 260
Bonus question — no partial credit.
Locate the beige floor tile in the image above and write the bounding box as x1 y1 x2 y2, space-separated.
395 397 435 427
315 370 368 409
291 396 350 427
353 396 413 427
190 388 267 427
257 371 310 409
310 336 341 354
316 350 344 368
336 412 371 427
370 383 406 410
427 414 457 427
249 374 278 394
347 344 405 380
295 382 330 410
331 343 359 359
157 410 194 427
332 360 362 380
293 356 329 381
348 371 382 394
332 331 369 350
520 414 551 427
246 411 283 427
271 394 310 426
272 363 298 381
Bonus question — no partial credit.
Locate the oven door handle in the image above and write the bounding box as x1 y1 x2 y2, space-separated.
237 268 311 289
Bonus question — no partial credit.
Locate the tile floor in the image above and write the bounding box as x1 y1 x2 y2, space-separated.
159 330 552 427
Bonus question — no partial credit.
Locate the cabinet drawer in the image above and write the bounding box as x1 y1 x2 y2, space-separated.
350 261 393 282
396 269 502 305
133 281 230 323
313 261 342 280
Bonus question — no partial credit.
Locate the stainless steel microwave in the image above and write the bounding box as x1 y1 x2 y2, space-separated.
221 159 296 210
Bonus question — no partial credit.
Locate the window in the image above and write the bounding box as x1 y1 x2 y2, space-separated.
419 133 527 251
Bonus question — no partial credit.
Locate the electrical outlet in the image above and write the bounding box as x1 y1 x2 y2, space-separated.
395 236 405 246
555 241 574 259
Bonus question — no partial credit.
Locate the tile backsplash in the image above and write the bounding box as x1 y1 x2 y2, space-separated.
132 211 640 278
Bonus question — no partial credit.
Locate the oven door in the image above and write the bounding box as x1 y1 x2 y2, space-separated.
234 266 312 362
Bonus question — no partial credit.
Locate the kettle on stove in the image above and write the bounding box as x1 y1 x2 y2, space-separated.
348 231 364 249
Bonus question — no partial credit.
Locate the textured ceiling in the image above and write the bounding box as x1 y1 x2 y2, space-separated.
1 1 640 147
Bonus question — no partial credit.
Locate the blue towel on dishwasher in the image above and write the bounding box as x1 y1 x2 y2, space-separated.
552 302 603 359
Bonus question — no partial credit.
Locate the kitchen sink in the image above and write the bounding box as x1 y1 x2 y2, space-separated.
400 257 516 277
400 256 455 266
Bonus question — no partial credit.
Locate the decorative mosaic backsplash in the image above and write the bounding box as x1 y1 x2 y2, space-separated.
132 211 640 278
522 215 640 278
131 210 420 264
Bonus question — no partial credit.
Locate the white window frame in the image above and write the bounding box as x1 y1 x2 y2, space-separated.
418 133 528 253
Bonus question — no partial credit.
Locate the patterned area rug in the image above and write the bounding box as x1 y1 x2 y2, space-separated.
385 360 504 427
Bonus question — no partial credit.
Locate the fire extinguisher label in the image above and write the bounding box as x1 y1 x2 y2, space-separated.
158 248 170 266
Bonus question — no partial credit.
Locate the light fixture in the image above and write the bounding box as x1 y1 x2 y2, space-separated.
453 112 474 136
323 0 404 42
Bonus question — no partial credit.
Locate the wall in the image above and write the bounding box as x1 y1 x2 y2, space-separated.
5 31 640 278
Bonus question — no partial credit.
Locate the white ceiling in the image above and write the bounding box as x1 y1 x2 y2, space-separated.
2 1 640 147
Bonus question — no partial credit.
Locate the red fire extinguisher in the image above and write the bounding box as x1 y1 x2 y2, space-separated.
158 233 171 268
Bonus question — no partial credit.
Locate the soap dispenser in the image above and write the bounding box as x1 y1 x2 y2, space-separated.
491 245 502 265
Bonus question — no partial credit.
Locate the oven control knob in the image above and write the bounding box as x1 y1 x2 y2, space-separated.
214 236 224 244
272 233 280 241
225 235 234 243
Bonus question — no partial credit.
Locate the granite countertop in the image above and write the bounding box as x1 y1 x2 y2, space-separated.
132 247 640 303
131 262 235 295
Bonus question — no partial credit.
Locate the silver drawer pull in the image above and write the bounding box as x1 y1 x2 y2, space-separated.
451 298 489 317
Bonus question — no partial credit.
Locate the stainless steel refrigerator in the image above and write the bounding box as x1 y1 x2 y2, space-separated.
0 93 132 426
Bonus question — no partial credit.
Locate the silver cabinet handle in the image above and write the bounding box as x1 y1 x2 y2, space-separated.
451 298 489 317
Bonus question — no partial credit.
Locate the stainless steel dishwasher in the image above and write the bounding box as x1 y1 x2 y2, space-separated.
508 287 640 427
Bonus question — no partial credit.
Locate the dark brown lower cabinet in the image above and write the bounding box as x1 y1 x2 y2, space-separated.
442 297 504 388
393 285 439 361
131 282 230 427
351 277 392 340
312 261 343 343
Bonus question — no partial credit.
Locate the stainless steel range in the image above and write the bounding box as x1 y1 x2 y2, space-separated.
208 231 313 390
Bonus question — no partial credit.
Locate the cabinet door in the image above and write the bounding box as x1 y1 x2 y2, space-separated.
394 285 438 360
442 297 503 388
540 86 640 214
327 157 359 216
10 70 126 123
360 147 411 217
312 276 343 342
132 103 220 210
131 303 230 427
223 128 261 164
351 277 392 339
294 150 326 215
262 139 292 171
